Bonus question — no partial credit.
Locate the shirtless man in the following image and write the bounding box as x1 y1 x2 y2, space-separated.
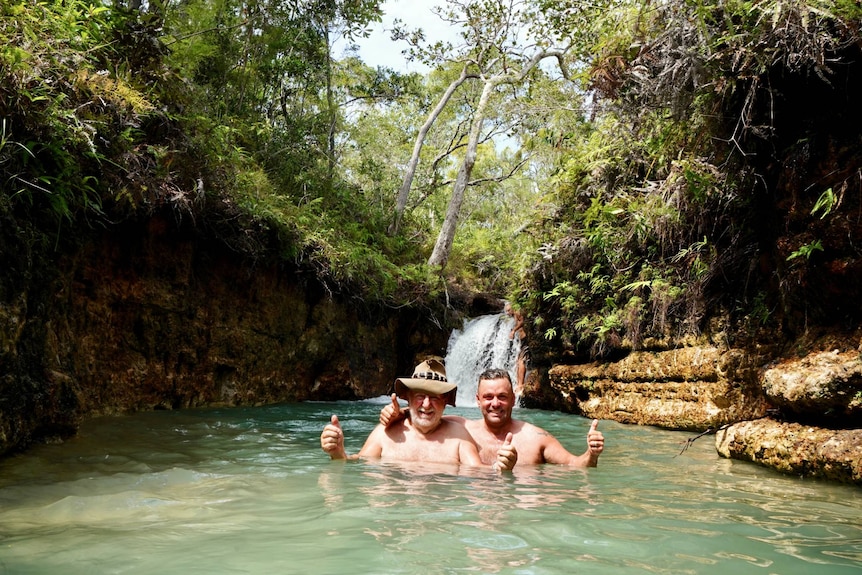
321 359 518 471
380 368 604 468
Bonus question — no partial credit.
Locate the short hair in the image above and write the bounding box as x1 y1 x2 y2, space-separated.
478 368 512 385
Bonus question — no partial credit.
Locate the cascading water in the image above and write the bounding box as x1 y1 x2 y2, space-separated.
445 313 522 407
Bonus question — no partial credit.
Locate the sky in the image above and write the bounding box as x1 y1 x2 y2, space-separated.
348 0 460 72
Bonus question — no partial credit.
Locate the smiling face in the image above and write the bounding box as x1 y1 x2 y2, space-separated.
476 376 515 431
406 390 447 433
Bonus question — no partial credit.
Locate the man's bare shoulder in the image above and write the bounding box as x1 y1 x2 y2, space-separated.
504 419 553 464
463 418 484 433
357 423 390 458
438 418 475 440
378 421 404 440
512 419 557 442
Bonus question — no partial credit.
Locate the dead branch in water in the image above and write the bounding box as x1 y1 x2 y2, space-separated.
675 424 731 457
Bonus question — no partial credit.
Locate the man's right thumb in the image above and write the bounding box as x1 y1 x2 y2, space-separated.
331 414 340 427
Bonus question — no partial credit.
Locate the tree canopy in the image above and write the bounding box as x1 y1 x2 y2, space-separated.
3 0 861 352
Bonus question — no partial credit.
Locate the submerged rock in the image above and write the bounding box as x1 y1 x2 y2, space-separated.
716 419 862 485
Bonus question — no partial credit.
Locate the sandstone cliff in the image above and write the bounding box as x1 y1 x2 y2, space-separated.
0 214 450 455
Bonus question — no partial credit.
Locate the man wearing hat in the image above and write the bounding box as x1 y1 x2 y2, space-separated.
379 367 604 468
320 359 517 471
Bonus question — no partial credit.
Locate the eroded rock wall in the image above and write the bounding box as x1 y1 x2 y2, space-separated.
715 349 862 484
760 350 862 423
715 420 862 484
545 342 862 485
547 347 768 430
0 215 448 455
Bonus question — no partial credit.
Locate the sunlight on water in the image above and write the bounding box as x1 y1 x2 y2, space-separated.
0 402 860 575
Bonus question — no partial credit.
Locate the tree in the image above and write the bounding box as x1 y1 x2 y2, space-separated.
307 0 384 180
389 63 476 235
421 0 572 268
163 0 383 189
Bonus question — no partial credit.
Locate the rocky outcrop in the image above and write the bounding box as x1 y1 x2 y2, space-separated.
546 343 862 485
715 349 862 484
716 419 862 484
0 215 450 456
547 347 768 430
760 350 862 423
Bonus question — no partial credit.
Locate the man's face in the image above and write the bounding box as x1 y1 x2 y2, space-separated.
407 390 446 433
476 377 514 428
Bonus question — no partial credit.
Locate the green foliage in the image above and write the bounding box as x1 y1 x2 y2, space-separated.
748 292 773 326
787 239 824 262
811 188 835 219
510 0 862 357
8 0 859 331
0 0 156 223
517 104 734 355
543 280 582 313
1 0 439 309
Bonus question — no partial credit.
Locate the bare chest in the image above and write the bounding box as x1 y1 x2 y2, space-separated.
381 437 462 464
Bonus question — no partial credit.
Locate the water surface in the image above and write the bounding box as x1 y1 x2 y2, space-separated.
0 401 859 574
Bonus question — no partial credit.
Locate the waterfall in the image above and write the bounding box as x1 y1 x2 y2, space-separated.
445 314 522 407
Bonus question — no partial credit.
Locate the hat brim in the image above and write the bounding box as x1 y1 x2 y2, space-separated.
395 378 457 406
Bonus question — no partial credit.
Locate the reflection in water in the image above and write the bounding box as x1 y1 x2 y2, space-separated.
0 402 860 575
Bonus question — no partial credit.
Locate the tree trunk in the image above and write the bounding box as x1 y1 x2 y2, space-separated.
427 79 496 268
325 28 337 183
427 50 563 269
389 65 475 236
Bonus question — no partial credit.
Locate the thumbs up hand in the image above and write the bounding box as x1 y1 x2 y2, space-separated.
379 393 406 427
587 419 604 456
321 414 347 459
493 432 517 472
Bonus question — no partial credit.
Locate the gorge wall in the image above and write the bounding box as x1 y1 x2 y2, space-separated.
4 208 861 487
0 213 450 456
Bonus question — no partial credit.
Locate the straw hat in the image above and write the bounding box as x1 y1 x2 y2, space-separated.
394 359 457 406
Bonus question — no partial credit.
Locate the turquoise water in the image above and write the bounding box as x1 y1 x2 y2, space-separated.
0 400 859 574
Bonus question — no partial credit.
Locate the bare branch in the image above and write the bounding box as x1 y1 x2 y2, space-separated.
675 424 731 457
466 156 530 186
